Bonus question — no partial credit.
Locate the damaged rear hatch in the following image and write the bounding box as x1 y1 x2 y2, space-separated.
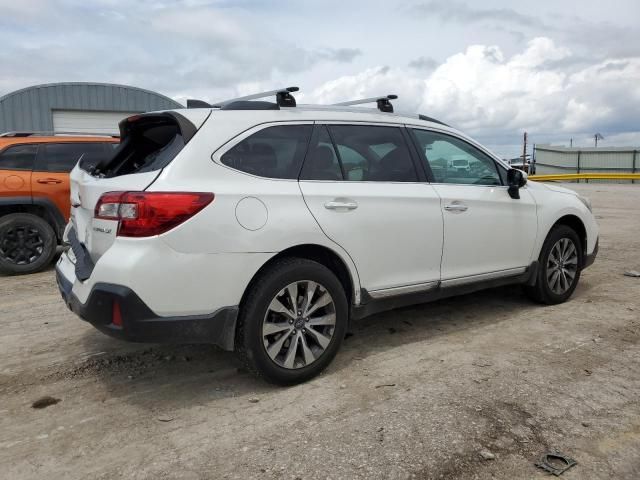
67 109 210 277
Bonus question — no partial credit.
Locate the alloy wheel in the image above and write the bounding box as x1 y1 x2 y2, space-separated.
262 280 336 369
0 225 45 265
546 238 578 295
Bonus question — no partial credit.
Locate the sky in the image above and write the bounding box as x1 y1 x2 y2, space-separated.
1 0 640 158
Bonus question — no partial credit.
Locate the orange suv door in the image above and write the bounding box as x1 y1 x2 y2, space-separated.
32 142 113 222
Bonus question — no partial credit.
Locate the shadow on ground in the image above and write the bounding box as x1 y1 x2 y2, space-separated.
73 283 550 409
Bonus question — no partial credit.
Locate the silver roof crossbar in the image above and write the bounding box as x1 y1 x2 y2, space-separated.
212 86 299 108
0 131 119 138
333 95 398 113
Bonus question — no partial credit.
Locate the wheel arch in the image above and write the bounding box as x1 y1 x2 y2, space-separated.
549 214 587 262
239 243 358 312
0 197 65 241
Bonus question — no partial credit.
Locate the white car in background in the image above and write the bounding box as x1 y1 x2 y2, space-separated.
55 88 599 384
448 155 470 172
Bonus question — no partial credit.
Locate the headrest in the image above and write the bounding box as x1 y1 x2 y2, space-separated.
380 147 407 167
312 145 335 168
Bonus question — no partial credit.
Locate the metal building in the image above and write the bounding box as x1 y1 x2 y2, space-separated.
0 82 183 135
534 144 639 183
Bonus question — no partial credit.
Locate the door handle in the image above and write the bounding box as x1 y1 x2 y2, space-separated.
444 203 468 212
324 200 358 211
37 178 63 184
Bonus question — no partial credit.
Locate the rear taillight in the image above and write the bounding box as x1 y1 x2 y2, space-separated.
112 300 123 327
95 191 214 237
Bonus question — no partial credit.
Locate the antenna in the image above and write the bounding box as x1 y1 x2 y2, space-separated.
333 95 398 113
213 86 299 108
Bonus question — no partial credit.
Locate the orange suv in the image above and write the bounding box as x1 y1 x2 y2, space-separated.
0 132 118 275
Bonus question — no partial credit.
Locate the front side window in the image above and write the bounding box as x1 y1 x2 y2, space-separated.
221 125 312 179
412 130 502 186
42 143 112 172
327 125 418 182
0 144 37 171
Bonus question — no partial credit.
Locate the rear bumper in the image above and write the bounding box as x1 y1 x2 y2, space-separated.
56 264 238 350
583 238 599 269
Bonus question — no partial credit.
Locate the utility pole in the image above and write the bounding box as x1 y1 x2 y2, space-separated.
570 138 573 147
594 132 604 147
522 132 528 174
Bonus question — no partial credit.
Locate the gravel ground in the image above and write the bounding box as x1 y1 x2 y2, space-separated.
1 183 639 480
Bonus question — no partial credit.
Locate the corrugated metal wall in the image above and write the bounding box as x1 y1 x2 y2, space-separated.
0 83 183 132
535 145 639 183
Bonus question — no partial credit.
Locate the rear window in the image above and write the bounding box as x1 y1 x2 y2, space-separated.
220 125 312 179
0 144 37 171
41 143 114 173
91 114 193 177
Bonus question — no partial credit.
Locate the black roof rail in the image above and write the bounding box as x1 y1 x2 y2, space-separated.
418 114 449 127
213 86 299 108
333 95 398 113
221 101 280 111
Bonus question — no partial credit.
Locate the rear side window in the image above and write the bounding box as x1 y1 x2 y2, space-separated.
327 125 418 182
221 125 312 179
0 144 37 171
41 143 113 173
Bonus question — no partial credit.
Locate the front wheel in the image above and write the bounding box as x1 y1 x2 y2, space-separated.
0 213 57 275
524 225 583 304
235 258 348 385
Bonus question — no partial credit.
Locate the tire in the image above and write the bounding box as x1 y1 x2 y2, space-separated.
0 213 57 275
524 225 583 305
235 257 348 385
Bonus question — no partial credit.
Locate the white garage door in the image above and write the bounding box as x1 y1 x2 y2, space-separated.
52 110 140 135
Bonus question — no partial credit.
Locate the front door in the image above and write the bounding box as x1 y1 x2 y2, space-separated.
410 128 538 282
0 144 35 200
299 124 443 294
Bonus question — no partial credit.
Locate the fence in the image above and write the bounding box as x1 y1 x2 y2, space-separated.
534 145 638 183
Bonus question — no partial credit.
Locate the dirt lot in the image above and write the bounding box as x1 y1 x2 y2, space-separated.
1 183 639 480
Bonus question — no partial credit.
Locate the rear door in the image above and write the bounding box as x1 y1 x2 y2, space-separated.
410 128 538 282
299 124 443 294
32 142 114 222
0 143 35 200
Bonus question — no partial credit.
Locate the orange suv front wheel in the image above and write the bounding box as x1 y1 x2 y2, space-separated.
0 213 57 275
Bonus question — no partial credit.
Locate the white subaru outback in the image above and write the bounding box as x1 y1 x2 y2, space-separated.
56 88 598 384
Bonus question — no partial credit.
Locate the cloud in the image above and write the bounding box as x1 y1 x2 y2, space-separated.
408 1 640 60
313 48 362 64
1 0 638 155
0 1 364 99
303 66 424 108
408 56 438 71
306 37 640 142
409 0 546 29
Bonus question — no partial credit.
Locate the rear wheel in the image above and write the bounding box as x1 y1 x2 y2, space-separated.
524 225 582 304
235 258 348 385
0 213 57 275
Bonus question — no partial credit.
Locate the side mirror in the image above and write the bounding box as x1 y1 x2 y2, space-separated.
507 169 527 199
